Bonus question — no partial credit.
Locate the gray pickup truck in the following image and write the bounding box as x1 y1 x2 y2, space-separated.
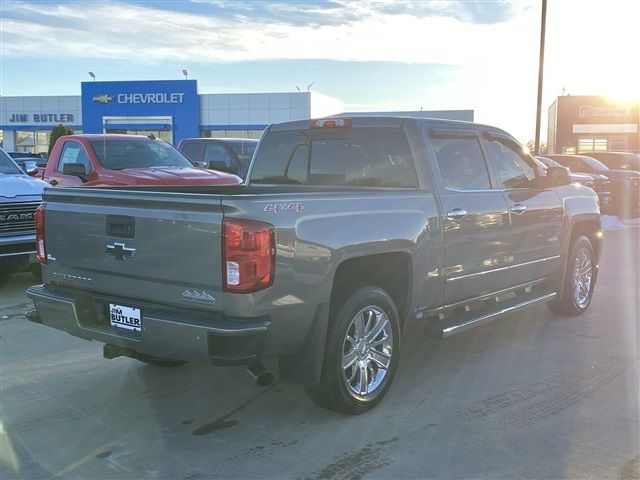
27 117 602 413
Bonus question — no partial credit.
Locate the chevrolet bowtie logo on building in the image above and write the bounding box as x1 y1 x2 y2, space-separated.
92 94 113 104
105 242 136 261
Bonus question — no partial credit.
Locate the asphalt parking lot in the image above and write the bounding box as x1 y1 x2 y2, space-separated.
1 228 638 480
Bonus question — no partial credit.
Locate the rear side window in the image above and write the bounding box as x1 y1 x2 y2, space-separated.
250 127 418 188
432 136 491 190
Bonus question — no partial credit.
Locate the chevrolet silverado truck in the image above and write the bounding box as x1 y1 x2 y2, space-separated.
1 149 47 278
26 117 602 413
41 134 242 187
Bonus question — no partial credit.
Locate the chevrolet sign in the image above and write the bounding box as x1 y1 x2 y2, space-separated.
117 93 185 104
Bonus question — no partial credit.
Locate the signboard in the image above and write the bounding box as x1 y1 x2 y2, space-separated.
81 80 200 144
579 105 632 119
9 113 75 123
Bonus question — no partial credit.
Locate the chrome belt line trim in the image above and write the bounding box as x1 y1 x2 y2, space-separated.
446 255 561 282
441 293 557 337
509 255 561 269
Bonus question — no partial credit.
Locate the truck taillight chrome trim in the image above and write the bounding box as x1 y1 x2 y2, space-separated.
35 206 46 264
222 218 275 293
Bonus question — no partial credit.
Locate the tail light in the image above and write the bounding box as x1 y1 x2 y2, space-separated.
35 206 47 264
223 218 275 293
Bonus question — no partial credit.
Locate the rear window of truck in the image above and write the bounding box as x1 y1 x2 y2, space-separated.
250 127 418 188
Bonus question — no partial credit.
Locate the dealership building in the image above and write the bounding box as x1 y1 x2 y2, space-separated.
547 95 640 154
0 79 474 154
0 79 347 153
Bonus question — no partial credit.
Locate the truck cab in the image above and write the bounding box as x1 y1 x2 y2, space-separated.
43 134 243 187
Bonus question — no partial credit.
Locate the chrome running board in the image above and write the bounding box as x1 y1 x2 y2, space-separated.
426 292 557 338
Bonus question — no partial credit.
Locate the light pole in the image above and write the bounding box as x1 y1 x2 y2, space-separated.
182 69 189 80
534 0 547 155
88 71 96 82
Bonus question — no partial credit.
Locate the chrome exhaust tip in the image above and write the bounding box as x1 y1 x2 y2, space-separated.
246 361 274 387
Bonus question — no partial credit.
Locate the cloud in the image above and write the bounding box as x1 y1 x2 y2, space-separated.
0 1 538 65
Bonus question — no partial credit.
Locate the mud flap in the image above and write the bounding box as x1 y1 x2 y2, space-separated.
278 302 330 386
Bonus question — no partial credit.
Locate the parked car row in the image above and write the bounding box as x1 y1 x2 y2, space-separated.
542 154 639 217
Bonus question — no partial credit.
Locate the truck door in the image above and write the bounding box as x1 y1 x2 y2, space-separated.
483 133 563 287
427 128 512 305
47 140 93 187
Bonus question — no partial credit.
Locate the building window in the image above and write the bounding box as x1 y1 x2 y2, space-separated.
578 138 608 153
200 129 265 139
13 130 60 154
105 128 172 143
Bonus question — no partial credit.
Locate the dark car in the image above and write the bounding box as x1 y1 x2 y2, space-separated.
579 151 640 172
547 154 639 216
178 138 259 180
8 152 48 176
536 156 612 213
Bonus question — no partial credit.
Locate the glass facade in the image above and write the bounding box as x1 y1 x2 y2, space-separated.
105 128 172 143
200 129 264 140
12 129 81 153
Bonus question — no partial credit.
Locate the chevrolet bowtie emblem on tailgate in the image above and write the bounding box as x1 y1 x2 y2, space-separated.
105 242 136 261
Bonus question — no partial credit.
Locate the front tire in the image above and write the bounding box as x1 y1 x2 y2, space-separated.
306 286 401 414
548 235 597 316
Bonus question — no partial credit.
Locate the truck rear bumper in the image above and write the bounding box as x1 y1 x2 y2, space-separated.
26 285 271 366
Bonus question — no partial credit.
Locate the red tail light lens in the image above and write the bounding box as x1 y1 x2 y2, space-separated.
223 218 275 293
35 206 47 264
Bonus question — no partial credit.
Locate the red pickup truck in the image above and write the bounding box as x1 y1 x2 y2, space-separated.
41 134 242 187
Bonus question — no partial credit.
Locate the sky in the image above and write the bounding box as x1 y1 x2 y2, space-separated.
1 0 639 142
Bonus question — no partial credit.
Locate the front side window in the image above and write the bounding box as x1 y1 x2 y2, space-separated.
432 136 491 190
180 142 204 164
227 141 257 171
57 142 92 173
251 127 418 188
204 144 235 170
486 138 536 189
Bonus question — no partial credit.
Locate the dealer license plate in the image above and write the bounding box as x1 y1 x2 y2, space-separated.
109 303 142 333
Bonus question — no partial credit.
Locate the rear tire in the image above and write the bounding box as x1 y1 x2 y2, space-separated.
305 286 401 414
548 235 596 316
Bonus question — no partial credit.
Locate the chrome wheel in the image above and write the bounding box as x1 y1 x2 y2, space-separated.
573 246 593 308
341 306 393 397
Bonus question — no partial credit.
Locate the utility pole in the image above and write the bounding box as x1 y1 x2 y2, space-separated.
534 0 547 155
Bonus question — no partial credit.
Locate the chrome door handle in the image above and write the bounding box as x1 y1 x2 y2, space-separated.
446 208 468 219
510 204 527 214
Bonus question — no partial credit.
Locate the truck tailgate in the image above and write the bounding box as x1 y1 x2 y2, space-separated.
42 188 225 311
